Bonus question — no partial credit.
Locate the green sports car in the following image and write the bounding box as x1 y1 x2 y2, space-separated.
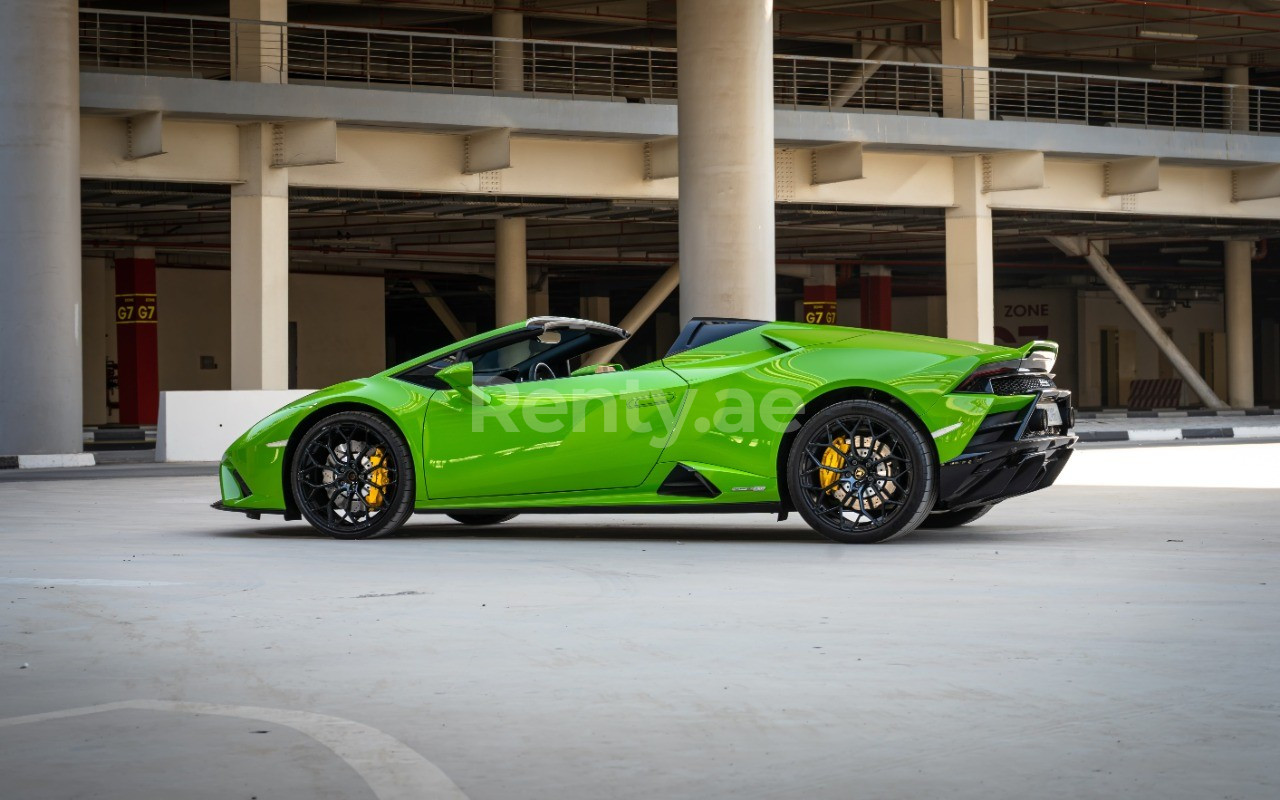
214 316 1076 543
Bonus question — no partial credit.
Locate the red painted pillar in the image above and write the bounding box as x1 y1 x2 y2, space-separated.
802 265 838 325
113 250 159 425
860 265 892 331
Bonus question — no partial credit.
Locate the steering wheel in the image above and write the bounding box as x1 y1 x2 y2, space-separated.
531 362 556 382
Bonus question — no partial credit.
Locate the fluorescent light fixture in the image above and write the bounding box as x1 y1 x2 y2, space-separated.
1139 29 1198 41
1159 246 1210 254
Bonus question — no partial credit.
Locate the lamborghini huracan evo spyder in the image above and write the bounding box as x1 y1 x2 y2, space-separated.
213 316 1077 543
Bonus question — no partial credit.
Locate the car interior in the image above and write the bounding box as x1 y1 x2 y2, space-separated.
397 324 625 389
397 316 771 391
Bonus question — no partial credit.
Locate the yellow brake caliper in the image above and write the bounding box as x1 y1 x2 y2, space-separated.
363 447 390 509
819 437 850 494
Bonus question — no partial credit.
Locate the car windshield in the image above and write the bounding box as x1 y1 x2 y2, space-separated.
397 326 618 388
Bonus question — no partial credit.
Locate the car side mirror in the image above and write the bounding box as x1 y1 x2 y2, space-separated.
436 362 491 405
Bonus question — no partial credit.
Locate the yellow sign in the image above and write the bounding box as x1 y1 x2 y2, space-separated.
115 293 158 324
803 301 837 325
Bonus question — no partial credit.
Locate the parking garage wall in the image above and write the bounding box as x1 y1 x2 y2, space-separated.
85 268 385 425
1077 289 1227 408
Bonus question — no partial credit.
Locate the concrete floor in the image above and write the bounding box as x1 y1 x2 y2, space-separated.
1 444 1277 799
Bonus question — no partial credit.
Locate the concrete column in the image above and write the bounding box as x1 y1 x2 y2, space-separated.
528 272 550 317
82 257 109 426
231 124 290 389
495 218 528 325
945 156 994 343
860 265 892 331
802 265 838 325
940 0 989 120
1224 63 1250 133
677 0 776 324
493 2 524 92
1225 239 1255 407
580 288 610 323
0 0 83 457
231 0 288 83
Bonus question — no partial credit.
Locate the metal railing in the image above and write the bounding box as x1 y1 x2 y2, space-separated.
80 9 1280 134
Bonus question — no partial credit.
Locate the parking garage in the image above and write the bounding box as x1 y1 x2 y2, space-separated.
2 1 1279 798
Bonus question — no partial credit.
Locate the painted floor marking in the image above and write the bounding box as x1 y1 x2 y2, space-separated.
0 700 468 800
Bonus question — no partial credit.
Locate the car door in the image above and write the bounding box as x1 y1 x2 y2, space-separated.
423 363 688 499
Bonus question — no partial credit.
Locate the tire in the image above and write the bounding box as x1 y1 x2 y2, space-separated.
447 512 518 526
291 410 415 540
786 399 937 544
918 504 995 529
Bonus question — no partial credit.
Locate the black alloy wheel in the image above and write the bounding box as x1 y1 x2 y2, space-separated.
787 399 937 544
291 410 415 539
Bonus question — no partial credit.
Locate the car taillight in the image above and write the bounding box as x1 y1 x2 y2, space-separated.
955 360 1024 393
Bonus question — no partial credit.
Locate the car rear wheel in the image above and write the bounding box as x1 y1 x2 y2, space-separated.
787 399 937 544
918 503 995 529
446 512 518 526
291 410 415 540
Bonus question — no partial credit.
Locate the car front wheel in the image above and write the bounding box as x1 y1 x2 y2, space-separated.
291 410 415 539
787 399 937 544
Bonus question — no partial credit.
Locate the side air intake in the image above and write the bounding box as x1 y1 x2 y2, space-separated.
656 464 721 498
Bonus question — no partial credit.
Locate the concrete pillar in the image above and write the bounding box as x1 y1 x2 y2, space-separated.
860 265 892 331
231 0 288 83
677 0 776 324
946 156 994 343
580 288 610 323
940 0 989 120
1224 63 1250 133
528 271 550 317
231 124 290 389
0 0 83 457
114 247 160 425
802 265 838 325
1225 239 1255 407
493 2 523 92
82 257 109 426
495 218 528 325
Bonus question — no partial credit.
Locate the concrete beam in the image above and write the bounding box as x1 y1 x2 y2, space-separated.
125 111 165 160
271 119 338 168
1104 157 1160 196
81 73 1280 167
982 151 1044 192
810 142 864 186
409 277 467 341
644 138 678 180
829 45 899 108
78 117 1280 220
463 128 512 174
1231 164 1280 202
587 263 679 365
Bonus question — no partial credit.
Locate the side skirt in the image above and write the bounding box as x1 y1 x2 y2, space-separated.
415 502 782 516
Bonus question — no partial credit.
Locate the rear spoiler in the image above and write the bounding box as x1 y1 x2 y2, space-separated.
1017 340 1058 373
